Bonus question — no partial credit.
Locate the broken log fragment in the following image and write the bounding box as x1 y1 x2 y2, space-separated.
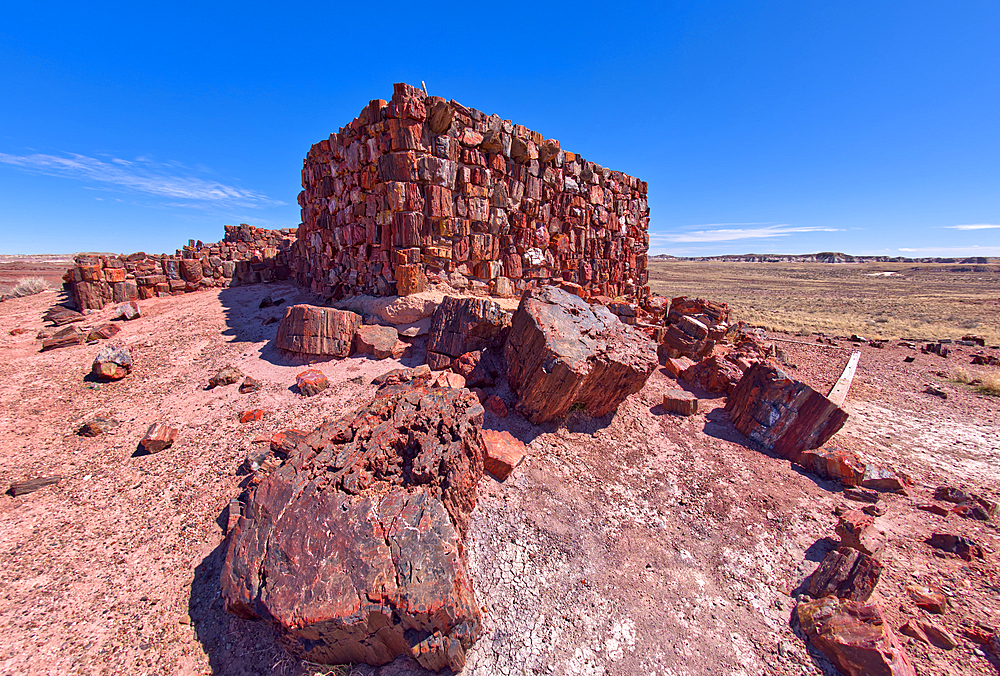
8 476 62 496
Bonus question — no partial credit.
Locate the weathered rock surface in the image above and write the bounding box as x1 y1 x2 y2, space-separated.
222 381 486 672
807 547 882 602
91 345 132 381
481 429 526 480
333 293 439 326
276 305 362 357
208 365 243 389
662 389 698 416
425 297 511 370
354 324 405 360
139 423 177 453
796 596 916 676
295 369 329 396
504 287 657 424
926 533 985 561
725 362 849 462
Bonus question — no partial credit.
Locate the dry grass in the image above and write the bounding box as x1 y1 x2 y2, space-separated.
647 260 1000 344
952 366 1000 396
9 276 49 297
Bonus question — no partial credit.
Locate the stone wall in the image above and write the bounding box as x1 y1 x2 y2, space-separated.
293 83 650 301
67 224 296 310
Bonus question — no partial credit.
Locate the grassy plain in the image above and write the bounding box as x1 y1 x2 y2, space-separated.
647 260 1000 345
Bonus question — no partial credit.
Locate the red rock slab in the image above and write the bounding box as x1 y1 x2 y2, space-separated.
481 429 526 480
295 369 329 396
40 325 86 351
798 447 866 487
276 304 362 357
86 323 121 341
725 362 849 462
680 355 743 394
663 356 695 378
239 409 266 424
836 509 885 558
662 390 698 416
504 287 657 424
140 423 177 453
431 371 467 389
269 429 308 454
796 596 916 676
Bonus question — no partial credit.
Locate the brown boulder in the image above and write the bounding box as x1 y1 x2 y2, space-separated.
221 382 485 671
481 429 526 480
371 364 433 388
140 423 177 453
353 324 403 360
798 446 866 486
905 585 948 614
114 301 141 321
426 296 511 370
208 365 243 389
926 533 985 561
680 355 743 394
796 596 916 676
239 376 262 393
504 287 657 424
91 345 132 381
658 315 714 361
662 390 698 416
77 416 119 437
725 362 849 462
295 369 329 396
807 547 882 602
836 509 886 558
179 258 203 283
484 395 508 418
665 296 731 328
276 305 362 357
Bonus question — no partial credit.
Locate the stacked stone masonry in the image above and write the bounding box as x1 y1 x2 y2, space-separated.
294 82 651 301
67 224 296 310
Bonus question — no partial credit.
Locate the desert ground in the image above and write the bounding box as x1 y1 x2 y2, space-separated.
0 260 998 676
648 260 1000 345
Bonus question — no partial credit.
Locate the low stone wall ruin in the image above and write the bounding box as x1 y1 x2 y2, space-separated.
292 82 650 301
67 224 296 310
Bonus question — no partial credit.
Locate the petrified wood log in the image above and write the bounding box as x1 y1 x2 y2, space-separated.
275 304 362 357
425 296 511 370
725 362 848 462
807 547 883 602
504 286 657 424
222 381 486 672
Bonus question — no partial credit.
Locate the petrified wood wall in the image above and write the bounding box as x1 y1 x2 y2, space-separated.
294 83 650 301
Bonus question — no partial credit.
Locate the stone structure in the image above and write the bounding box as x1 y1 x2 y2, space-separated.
66 224 296 310
293 83 650 301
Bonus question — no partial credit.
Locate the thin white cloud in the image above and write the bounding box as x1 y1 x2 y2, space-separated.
946 224 1000 230
0 151 283 207
656 224 842 243
897 245 1000 255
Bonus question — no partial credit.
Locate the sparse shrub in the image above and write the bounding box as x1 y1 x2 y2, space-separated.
11 277 48 297
976 372 1000 396
952 367 973 384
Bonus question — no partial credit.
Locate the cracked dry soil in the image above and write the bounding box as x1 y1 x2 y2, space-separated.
0 283 998 676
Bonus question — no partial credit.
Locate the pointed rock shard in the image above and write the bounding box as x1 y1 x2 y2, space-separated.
504 286 657 424
725 362 848 462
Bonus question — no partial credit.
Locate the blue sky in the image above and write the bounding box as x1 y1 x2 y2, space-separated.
1 1 998 257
